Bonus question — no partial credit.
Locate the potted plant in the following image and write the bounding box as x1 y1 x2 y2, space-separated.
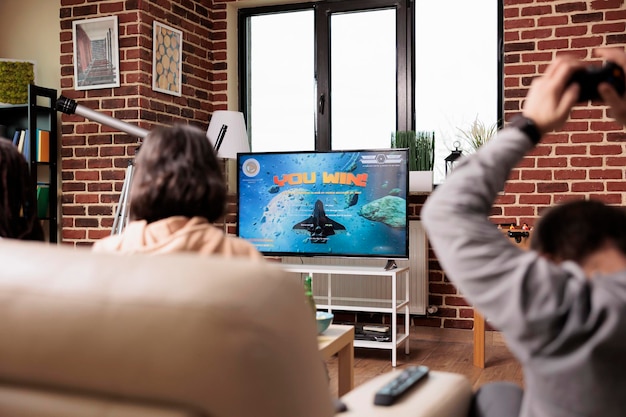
457 116 498 153
392 130 435 192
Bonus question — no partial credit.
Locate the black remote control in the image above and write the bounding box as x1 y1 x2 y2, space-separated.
373 365 430 406
568 61 626 102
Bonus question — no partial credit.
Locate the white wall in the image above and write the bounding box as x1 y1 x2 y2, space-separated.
0 0 61 92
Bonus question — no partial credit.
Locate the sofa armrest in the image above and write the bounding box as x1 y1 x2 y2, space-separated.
338 370 472 417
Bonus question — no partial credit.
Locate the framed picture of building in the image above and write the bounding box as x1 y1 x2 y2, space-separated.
152 21 183 96
72 16 120 90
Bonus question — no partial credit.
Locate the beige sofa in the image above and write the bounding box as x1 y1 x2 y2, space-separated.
0 240 472 417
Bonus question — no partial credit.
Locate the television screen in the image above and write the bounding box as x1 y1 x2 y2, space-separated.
237 149 409 258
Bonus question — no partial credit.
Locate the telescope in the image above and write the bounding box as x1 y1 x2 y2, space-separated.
55 96 148 235
54 97 249 234
56 96 149 139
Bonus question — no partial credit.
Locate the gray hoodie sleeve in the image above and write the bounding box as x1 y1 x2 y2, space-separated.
421 127 588 362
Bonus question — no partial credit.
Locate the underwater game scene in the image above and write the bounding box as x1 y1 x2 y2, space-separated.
237 149 409 258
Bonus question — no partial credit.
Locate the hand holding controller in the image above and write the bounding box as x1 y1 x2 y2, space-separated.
568 61 626 102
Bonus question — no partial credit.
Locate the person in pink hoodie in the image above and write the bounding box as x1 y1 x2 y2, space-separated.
92 124 263 259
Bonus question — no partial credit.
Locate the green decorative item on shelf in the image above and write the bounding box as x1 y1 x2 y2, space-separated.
303 275 317 318
0 60 35 105
391 130 435 171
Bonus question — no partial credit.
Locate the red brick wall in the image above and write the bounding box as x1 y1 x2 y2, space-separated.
57 0 626 330
420 0 626 330
59 0 216 245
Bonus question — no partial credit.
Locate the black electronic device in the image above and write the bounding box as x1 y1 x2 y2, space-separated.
568 61 626 102
237 149 410 259
333 398 349 413
373 365 430 406
508 230 529 243
355 333 391 342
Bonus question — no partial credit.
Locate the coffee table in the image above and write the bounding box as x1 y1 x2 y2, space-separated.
318 324 354 396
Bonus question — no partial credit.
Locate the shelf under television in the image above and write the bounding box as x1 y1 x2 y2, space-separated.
281 263 410 366
315 296 409 312
353 333 410 350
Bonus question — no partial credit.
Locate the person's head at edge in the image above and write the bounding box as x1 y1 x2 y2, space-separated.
531 199 626 275
129 124 226 223
0 138 44 241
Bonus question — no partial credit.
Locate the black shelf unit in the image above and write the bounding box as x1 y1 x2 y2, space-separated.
0 84 58 242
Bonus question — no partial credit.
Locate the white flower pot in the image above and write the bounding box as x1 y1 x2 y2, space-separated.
409 170 433 193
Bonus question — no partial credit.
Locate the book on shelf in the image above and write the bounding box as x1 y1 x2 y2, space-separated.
36 129 50 162
21 129 30 160
36 183 49 218
17 129 26 153
11 129 21 146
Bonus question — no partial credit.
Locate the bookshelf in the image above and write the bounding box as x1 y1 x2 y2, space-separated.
0 85 58 242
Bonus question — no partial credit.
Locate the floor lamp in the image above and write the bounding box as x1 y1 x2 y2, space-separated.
206 110 250 159
206 111 251 233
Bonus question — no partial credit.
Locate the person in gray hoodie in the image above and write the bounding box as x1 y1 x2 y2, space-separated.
422 47 626 417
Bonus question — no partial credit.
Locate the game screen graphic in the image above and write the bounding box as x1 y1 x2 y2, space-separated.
237 149 409 258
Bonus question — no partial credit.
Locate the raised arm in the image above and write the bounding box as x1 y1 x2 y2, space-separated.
420 56 583 357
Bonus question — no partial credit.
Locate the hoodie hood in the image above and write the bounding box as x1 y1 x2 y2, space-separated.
92 216 263 259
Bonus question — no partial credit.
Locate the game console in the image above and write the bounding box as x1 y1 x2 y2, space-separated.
568 61 626 102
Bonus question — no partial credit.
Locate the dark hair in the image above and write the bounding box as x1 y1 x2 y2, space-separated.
129 124 226 223
531 199 626 262
0 138 44 241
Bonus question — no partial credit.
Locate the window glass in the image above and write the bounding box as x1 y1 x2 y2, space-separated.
415 0 499 183
247 10 315 151
330 8 396 150
241 1 499 161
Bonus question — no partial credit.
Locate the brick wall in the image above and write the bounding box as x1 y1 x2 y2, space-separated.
419 0 626 331
59 0 218 245
57 0 626 330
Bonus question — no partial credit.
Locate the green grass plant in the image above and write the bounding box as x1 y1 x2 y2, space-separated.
392 130 435 171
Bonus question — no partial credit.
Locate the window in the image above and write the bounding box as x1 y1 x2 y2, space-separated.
239 0 501 166
243 9 315 151
329 8 397 150
415 0 502 183
239 0 409 152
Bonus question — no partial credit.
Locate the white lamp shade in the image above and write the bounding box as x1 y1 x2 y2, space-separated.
206 110 250 159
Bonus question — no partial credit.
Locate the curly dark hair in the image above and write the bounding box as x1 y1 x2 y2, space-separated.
129 124 226 223
0 138 44 240
531 199 626 263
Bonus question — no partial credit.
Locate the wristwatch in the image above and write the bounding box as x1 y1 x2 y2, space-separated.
509 114 542 145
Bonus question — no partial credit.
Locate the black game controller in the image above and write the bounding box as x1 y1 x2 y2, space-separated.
568 61 626 102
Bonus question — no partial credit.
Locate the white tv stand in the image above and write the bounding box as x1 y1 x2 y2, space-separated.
281 263 410 367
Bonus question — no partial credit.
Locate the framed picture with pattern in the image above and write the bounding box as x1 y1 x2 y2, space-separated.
152 21 182 96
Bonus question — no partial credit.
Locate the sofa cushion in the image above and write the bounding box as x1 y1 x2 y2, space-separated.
339 369 472 417
0 385 197 417
0 240 334 417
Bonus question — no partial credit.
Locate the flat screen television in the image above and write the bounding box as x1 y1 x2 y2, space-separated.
236 149 409 259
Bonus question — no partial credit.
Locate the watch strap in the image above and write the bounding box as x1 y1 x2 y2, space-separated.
509 115 542 145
